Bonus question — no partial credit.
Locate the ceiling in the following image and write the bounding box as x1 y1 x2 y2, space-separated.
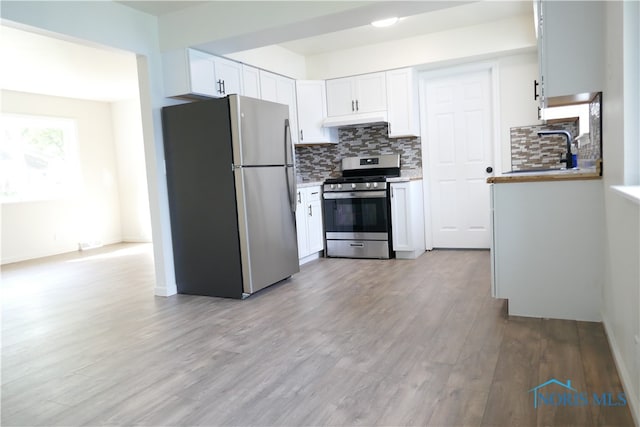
279 1 532 55
1 1 532 102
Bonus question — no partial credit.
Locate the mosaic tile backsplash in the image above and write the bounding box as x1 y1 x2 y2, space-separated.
510 120 579 170
510 92 602 171
295 123 422 182
581 92 602 166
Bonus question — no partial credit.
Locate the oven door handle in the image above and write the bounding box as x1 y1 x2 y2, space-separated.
323 191 387 199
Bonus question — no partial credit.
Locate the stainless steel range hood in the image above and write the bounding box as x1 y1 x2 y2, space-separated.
322 112 388 128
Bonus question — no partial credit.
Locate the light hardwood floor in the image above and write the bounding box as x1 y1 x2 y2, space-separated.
1 243 634 426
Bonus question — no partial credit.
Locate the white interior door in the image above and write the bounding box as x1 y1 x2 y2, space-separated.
423 68 493 248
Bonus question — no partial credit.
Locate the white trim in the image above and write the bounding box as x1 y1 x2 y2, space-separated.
418 61 501 250
299 251 322 265
602 312 640 426
611 185 640 205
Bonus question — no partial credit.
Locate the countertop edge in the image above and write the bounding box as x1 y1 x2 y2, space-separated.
611 185 640 205
487 172 602 184
296 181 324 188
387 176 423 183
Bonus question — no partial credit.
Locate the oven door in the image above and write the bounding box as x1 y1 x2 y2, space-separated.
322 190 390 240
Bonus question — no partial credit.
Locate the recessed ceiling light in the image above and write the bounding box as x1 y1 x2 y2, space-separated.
371 17 399 28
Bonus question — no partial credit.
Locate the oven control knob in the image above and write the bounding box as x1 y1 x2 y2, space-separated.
365 183 371 188
330 184 335 189
337 184 342 189
373 182 378 188
351 183 357 189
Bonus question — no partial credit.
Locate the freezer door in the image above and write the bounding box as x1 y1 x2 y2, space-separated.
230 95 292 166
235 166 300 294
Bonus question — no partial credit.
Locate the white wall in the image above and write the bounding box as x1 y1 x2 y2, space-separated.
1 90 122 264
1 0 178 296
496 53 541 172
601 1 640 424
111 98 152 243
225 45 306 79
305 14 536 80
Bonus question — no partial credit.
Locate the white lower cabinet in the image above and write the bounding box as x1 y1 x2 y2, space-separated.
390 180 425 259
490 180 604 321
295 186 324 263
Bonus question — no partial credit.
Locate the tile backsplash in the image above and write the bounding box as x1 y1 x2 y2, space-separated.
510 120 579 170
295 123 422 182
510 92 602 171
580 92 602 165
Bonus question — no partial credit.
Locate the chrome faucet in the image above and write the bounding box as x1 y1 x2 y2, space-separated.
537 130 574 169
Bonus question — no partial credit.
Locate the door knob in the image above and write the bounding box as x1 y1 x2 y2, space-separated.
486 166 493 173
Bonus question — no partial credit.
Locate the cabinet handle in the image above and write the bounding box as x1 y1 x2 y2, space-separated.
351 100 355 112
300 129 303 141
308 204 312 216
356 100 359 111
533 79 539 101
217 79 223 94
297 191 301 204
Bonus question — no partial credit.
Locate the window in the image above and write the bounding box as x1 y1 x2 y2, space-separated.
1 114 80 203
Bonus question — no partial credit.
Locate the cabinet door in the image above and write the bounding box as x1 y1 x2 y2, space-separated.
326 77 355 117
390 183 412 251
214 56 242 96
386 68 420 137
295 188 309 258
188 49 217 97
306 188 324 253
276 77 299 145
355 72 387 113
259 70 279 102
296 80 336 144
539 0 604 99
242 64 261 98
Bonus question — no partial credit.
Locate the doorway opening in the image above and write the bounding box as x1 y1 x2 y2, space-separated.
0 25 154 269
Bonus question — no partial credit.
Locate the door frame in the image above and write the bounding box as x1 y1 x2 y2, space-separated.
418 61 501 250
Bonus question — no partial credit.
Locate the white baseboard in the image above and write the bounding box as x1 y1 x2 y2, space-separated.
602 312 640 426
299 251 322 265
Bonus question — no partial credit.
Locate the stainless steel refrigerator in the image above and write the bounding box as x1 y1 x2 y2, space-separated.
161 95 299 298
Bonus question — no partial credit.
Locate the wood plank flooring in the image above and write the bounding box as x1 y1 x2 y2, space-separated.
1 244 634 426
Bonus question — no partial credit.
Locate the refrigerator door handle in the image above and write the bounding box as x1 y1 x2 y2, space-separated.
284 119 297 213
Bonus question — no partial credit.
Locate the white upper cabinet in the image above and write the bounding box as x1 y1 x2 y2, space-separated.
538 0 604 102
326 72 387 117
163 48 242 99
213 56 242 97
386 68 420 137
187 49 216 97
295 80 337 144
241 64 261 99
259 70 299 144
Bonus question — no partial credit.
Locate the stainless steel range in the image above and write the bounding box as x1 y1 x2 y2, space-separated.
323 154 400 259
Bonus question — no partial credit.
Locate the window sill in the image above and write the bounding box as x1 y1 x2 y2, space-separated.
610 185 640 205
